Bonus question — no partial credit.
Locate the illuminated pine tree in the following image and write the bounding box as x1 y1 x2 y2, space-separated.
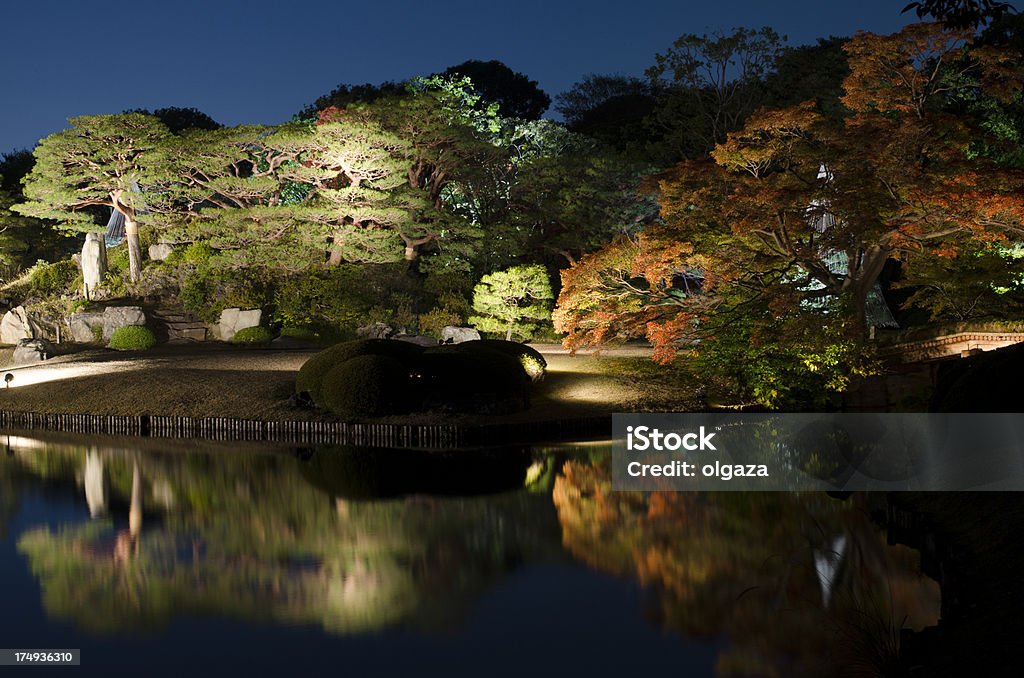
15 113 171 281
470 264 553 341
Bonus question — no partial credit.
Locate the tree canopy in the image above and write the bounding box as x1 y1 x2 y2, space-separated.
554 22 1024 405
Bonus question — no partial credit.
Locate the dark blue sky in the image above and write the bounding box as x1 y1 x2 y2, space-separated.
1 0 921 154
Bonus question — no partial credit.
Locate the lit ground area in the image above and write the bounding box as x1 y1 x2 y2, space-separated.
0 343 701 421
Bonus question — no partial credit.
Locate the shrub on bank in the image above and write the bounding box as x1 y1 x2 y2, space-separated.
451 339 547 382
296 338 538 418
107 325 157 351
28 259 78 295
231 326 274 344
295 339 425 404
320 354 410 418
416 346 529 412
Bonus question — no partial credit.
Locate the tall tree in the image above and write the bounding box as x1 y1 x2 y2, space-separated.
903 0 1016 28
126 107 221 134
554 74 656 153
442 60 551 120
15 114 171 281
0 150 76 275
646 27 784 161
554 23 1024 394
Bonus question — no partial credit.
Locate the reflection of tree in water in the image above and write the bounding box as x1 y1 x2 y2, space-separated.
13 443 562 635
0 449 23 540
553 457 940 676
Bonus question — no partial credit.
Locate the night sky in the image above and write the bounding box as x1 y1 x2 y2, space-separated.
1 0 922 154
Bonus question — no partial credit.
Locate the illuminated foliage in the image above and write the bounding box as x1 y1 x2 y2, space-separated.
15 113 172 281
553 23 1024 405
552 458 940 676
470 264 554 341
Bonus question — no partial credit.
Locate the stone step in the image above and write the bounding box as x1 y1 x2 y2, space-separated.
167 327 208 342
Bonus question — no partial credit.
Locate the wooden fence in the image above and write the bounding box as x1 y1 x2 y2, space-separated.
0 410 609 448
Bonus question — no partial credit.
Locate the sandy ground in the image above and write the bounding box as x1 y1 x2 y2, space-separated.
0 342 686 421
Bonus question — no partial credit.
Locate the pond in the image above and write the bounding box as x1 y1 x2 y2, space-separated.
0 433 943 676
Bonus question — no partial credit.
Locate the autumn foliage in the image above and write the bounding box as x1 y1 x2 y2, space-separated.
553 23 1024 402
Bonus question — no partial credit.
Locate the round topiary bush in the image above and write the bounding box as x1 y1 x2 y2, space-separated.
416 346 529 413
319 354 410 419
231 326 274 344
450 339 547 382
107 325 157 351
296 339 425 404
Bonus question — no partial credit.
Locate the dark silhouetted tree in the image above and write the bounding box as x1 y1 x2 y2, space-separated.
127 107 222 134
902 0 1016 28
442 60 550 120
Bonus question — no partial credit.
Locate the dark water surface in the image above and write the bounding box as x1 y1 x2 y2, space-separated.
0 433 942 677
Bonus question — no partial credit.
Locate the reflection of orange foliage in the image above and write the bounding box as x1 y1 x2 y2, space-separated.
553 459 941 676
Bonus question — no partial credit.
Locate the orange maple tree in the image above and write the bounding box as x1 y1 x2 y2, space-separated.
554 23 1024 365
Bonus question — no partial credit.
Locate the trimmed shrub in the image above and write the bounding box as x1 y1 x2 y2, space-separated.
296 339 425 404
28 259 78 295
107 325 157 351
417 346 529 413
450 339 547 382
320 354 410 419
231 326 274 344
418 307 462 340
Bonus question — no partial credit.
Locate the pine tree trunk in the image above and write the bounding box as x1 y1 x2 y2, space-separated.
125 218 143 283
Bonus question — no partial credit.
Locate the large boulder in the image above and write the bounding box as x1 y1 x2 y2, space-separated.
81 232 107 293
441 326 480 344
357 322 393 340
67 306 146 343
148 243 174 261
216 307 262 341
12 338 55 364
67 311 105 343
0 306 36 345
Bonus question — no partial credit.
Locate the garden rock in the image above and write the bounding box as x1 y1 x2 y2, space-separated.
13 338 55 364
1 306 37 345
81 232 107 292
441 326 480 344
67 306 146 343
217 307 262 341
148 243 174 261
67 312 105 343
357 322 393 340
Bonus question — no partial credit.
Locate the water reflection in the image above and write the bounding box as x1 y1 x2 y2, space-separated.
555 457 941 676
0 435 941 675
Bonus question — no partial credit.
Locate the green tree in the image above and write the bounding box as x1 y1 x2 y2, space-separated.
646 27 785 162
442 59 551 120
1 151 78 277
125 107 222 134
141 122 320 271
554 74 657 154
470 264 553 341
15 113 172 281
903 0 1015 28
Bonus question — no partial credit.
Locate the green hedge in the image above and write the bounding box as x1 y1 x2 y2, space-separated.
107 325 157 351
